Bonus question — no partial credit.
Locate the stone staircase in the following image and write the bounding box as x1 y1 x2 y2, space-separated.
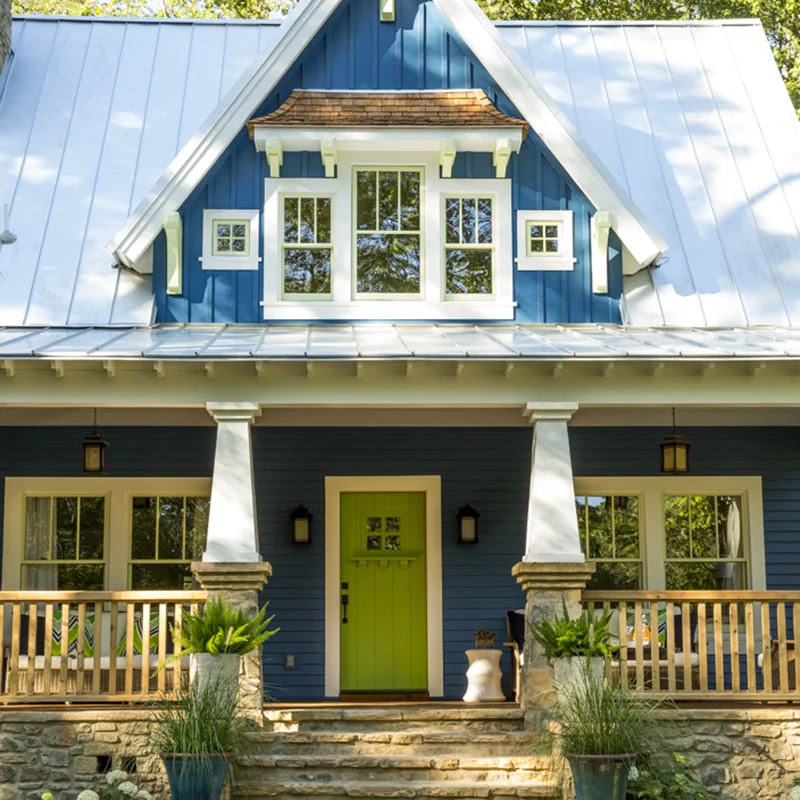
233 706 561 799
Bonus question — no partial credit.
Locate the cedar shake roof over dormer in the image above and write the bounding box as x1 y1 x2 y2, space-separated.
246 89 529 138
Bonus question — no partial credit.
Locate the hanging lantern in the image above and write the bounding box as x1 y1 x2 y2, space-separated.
660 408 690 475
290 505 313 544
82 408 108 474
457 504 480 544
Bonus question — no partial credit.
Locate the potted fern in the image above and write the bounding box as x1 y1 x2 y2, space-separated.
528 598 617 701
168 597 278 690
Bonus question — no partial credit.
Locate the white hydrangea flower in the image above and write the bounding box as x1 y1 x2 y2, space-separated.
106 770 129 785
136 791 153 800
77 791 100 800
628 765 640 781
118 782 139 796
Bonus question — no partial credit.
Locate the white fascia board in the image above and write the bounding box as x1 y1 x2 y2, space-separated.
252 126 524 153
433 0 668 269
107 0 344 269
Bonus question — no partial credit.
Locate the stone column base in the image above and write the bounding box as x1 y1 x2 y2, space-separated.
191 561 272 715
512 561 596 711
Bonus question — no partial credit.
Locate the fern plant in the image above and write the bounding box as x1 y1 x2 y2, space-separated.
529 597 618 660
171 597 279 657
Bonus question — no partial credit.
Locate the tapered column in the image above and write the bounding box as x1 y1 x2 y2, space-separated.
204 402 262 563
514 402 594 710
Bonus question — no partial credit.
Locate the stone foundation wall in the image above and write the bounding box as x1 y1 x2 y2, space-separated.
0 711 169 800
651 708 800 799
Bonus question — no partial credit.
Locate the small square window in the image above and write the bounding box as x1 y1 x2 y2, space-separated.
201 210 260 271
516 210 574 271
213 219 249 257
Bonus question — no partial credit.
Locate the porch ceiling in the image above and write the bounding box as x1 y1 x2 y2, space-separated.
2 324 800 361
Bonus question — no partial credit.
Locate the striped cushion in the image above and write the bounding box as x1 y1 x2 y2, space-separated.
116 614 160 657
51 613 95 657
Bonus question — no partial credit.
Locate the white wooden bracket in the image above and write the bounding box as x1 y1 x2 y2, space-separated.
321 138 338 178
164 212 183 296
51 360 65 379
1 360 15 378
590 210 613 295
380 0 394 22
440 138 457 179
493 138 512 178
103 360 116 378
265 138 283 177
154 361 166 379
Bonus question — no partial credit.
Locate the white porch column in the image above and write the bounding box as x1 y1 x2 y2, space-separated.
522 402 584 563
203 402 262 563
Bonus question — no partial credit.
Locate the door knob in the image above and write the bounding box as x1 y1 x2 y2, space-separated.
341 594 349 624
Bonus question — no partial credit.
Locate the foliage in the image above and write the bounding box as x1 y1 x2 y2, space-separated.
550 669 654 757
627 751 709 800
529 598 618 660
12 0 293 20
150 673 255 758
171 597 278 657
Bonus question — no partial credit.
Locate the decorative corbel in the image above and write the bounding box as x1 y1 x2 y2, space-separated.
321 138 338 178
590 210 613 295
164 212 182 296
380 0 394 22
265 138 283 177
493 138 512 178
440 138 457 179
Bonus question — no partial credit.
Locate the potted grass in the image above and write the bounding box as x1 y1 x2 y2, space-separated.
152 673 255 800
528 598 617 701
551 670 651 800
168 597 278 690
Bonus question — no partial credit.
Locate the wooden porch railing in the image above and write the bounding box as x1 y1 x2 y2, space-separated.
0 591 207 703
582 591 800 701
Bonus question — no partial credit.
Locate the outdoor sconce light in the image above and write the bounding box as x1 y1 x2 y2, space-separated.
660 407 691 475
82 408 108 474
290 505 313 544
457 504 480 543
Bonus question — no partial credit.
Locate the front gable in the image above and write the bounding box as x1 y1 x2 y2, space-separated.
151 0 629 324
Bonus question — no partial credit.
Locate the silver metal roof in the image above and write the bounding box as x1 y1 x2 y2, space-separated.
2 325 800 360
2 18 800 329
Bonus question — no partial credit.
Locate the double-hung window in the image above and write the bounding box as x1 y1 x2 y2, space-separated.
282 196 333 298
444 196 494 296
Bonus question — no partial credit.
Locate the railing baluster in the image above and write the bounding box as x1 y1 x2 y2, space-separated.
59 603 69 696
93 601 103 696
26 603 37 696
650 600 660 692
618 601 628 691
793 601 800 696
713 602 724 693
76 603 86 696
730 602 740 693
42 603 53 698
603 602 612 681
9 603 21 698
108 601 118 697
681 602 692 691
778 602 790 694
125 602 135 697
635 602 644 691
666 601 676 693
697 602 708 692
158 603 167 695
745 601 756 691
761 602 773 694
141 602 151 697
173 603 183 695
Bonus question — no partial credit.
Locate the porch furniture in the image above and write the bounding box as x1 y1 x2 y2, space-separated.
504 610 525 701
463 648 505 703
0 591 205 703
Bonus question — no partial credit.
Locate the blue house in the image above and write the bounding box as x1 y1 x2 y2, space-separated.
2 0 800 713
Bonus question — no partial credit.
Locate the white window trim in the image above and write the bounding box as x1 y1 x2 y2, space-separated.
2 478 212 593
201 209 261 271
516 209 575 271
262 152 513 320
573 476 766 591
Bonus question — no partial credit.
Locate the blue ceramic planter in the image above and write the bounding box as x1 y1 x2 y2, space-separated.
161 754 230 800
566 753 634 800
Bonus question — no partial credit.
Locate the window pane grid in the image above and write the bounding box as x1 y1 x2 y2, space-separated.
213 220 249 256
283 196 332 296
444 196 494 296
527 221 560 255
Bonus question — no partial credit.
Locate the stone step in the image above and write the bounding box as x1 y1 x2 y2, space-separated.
234 780 561 799
262 708 525 733
236 754 555 784
245 730 543 757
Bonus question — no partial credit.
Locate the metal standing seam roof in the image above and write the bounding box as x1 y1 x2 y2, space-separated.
2 325 800 360
3 17 800 329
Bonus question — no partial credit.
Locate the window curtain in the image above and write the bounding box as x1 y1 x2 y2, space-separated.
24 497 58 591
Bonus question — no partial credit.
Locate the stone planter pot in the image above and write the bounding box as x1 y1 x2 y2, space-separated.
566 753 634 800
189 652 241 693
161 754 230 800
553 656 604 704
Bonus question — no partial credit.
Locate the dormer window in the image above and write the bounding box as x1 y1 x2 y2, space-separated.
516 210 575 271
282 196 332 298
444 196 495 297
201 209 260 271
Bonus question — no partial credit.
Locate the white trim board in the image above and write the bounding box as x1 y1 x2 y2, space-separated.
107 0 667 272
324 475 443 698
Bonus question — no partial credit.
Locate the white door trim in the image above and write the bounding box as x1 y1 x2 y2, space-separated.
324 476 443 698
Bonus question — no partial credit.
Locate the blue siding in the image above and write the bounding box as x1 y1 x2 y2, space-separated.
154 0 622 324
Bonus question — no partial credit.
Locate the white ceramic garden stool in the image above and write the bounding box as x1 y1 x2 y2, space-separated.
463 648 505 703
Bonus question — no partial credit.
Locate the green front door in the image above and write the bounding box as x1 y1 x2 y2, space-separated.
340 492 427 692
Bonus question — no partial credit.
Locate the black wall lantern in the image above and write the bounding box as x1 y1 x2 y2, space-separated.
82 408 108 474
457 504 480 543
290 505 313 544
660 407 691 475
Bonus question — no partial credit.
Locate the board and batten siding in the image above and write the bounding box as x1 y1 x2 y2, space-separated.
153 0 623 326
0 425 798 700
